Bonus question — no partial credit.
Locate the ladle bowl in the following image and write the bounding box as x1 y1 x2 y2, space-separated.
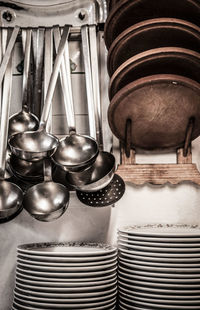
9 109 39 137
0 180 23 218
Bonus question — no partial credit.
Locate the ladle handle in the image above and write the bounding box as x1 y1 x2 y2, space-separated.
0 26 19 87
81 26 96 140
0 31 13 178
39 25 71 130
53 26 75 133
43 159 52 182
21 28 32 112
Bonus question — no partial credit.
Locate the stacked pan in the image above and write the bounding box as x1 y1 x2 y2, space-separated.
118 224 200 309
12 242 117 310
104 1 200 151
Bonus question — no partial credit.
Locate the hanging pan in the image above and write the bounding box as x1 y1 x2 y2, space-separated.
108 74 200 151
109 47 200 99
104 0 200 48
107 18 200 76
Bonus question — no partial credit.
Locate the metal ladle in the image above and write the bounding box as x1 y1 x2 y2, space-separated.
23 159 69 222
8 29 39 137
52 26 99 172
0 29 23 222
66 25 115 192
8 25 70 162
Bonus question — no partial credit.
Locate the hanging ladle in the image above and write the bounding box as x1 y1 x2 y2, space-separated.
52 26 99 172
66 25 115 191
8 25 70 162
8 28 39 137
0 29 23 222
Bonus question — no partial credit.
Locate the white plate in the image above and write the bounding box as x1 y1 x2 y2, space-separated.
15 285 117 299
14 290 117 304
17 261 117 272
119 246 200 258
17 256 117 267
119 255 200 268
119 224 200 237
13 298 116 310
118 264 200 279
16 269 117 282
119 259 200 273
16 265 117 278
15 280 117 293
15 274 117 288
17 242 116 256
118 271 200 287
17 252 117 263
12 306 116 310
118 241 200 253
118 236 200 248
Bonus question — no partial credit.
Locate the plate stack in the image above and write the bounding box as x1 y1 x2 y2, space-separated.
118 224 200 310
12 242 117 310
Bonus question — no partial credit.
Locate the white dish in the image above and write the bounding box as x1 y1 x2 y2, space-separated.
16 265 117 278
16 269 117 282
15 285 117 299
17 242 116 256
14 290 117 304
118 241 200 253
15 275 117 288
17 256 117 267
119 246 200 258
17 251 117 263
13 298 116 310
17 261 117 272
12 306 116 310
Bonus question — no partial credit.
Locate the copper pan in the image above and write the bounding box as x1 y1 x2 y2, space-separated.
107 18 200 76
109 47 200 99
108 74 200 151
104 0 200 48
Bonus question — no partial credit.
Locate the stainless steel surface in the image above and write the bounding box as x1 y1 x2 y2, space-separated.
0 29 23 220
8 28 39 137
52 26 99 172
8 25 71 161
23 159 69 222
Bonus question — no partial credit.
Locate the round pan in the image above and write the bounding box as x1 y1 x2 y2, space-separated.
109 47 200 99
108 74 200 151
107 18 200 76
104 0 200 48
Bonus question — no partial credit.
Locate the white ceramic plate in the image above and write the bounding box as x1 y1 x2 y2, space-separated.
17 256 117 267
16 269 117 282
119 248 200 262
17 261 117 272
119 246 200 258
118 236 200 248
12 306 116 310
16 265 117 278
118 264 200 279
15 274 117 288
15 285 117 299
118 241 200 253
13 297 116 310
119 224 200 237
14 290 117 304
17 242 116 256
119 255 200 268
119 259 200 273
17 252 117 263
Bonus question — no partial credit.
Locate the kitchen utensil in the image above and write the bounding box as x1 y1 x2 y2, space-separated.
108 74 200 150
9 29 39 137
9 25 70 161
107 18 200 76
23 159 69 221
52 26 99 172
0 29 23 222
104 0 200 48
109 47 200 99
9 28 54 181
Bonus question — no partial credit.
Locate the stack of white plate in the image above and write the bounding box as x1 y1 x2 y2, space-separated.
118 224 200 310
12 242 117 310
